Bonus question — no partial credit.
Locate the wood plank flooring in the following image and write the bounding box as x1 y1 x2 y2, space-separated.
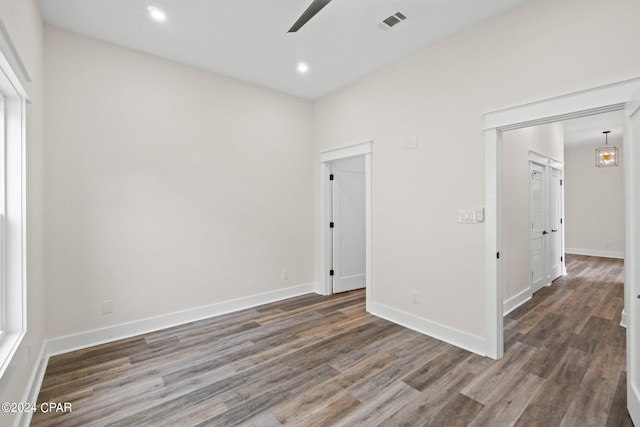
31 255 633 426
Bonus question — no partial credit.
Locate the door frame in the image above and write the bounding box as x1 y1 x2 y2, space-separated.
625 94 640 423
319 141 372 310
483 77 640 360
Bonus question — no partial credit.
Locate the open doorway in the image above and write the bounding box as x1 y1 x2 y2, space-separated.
483 76 640 425
500 111 625 317
500 123 566 315
483 77 640 360
319 141 372 309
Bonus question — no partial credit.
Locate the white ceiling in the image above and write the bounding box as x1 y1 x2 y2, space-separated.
564 111 624 148
37 0 525 100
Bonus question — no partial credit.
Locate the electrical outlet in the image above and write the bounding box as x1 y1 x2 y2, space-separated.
411 291 420 304
101 300 113 315
282 270 289 280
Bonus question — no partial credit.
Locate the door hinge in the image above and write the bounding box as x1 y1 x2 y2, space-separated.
561 256 563 262
497 252 500 259
560 218 563 224
329 174 334 181
560 179 563 185
329 222 334 228
329 269 334 276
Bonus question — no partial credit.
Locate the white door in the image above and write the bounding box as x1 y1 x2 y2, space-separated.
331 156 366 293
625 95 640 424
530 163 546 293
547 168 563 281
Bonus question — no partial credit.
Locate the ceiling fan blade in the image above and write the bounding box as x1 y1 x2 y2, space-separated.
288 0 332 33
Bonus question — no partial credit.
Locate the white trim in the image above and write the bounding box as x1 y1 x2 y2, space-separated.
370 302 486 356
319 141 372 312
0 19 31 96
565 248 625 259
624 85 640 425
319 141 372 163
528 150 564 170
0 31 29 388
16 343 48 427
364 151 372 312
484 127 502 359
319 163 331 296
484 78 640 130
621 309 627 329
46 283 316 356
503 288 532 316
484 77 640 361
529 150 550 166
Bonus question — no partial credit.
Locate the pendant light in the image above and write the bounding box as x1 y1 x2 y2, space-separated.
595 130 618 167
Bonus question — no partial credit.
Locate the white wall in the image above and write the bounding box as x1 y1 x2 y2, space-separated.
502 123 564 303
44 27 314 339
564 138 625 258
313 0 640 349
0 1 45 426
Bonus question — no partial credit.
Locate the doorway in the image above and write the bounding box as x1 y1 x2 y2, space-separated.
500 124 565 315
329 155 366 293
483 77 640 362
485 80 640 423
319 141 372 309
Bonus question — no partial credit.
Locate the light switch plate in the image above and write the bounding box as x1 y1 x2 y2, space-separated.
458 209 476 224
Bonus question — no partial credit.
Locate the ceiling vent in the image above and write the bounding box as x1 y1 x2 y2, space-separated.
379 11 407 30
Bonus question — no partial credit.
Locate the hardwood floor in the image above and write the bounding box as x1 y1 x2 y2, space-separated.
31 255 633 426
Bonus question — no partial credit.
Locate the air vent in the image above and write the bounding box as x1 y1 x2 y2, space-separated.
380 11 407 30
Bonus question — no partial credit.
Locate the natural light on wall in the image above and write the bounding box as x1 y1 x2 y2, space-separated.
595 130 619 167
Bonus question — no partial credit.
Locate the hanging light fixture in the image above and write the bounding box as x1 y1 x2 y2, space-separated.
595 130 618 167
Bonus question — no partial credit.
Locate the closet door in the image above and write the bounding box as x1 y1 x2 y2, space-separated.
530 162 547 293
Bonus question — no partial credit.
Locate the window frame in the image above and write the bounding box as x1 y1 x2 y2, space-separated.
0 28 29 382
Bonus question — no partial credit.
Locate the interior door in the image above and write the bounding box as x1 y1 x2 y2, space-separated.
530 163 546 293
625 95 640 424
331 156 366 293
547 168 563 281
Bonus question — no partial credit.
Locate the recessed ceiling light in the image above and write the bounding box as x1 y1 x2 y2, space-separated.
297 62 309 74
147 6 167 22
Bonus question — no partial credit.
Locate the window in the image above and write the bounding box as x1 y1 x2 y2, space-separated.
0 93 5 336
0 26 29 381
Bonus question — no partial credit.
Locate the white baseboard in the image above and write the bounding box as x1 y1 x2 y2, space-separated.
565 248 624 259
16 343 49 427
621 309 627 328
17 282 317 427
503 288 532 316
369 301 486 357
46 282 316 357
314 281 327 295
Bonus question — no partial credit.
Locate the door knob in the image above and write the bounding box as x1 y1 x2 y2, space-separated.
542 230 548 235
551 229 558 232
